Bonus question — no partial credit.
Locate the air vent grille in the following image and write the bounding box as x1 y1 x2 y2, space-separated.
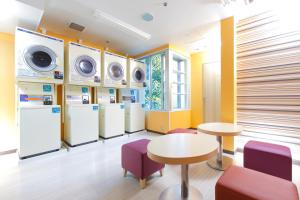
69 22 85 32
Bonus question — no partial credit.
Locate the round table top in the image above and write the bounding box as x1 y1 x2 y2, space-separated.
197 122 243 136
147 133 218 165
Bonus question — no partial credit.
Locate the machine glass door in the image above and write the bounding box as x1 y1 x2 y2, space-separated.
75 55 97 77
132 67 145 83
24 45 57 72
108 62 124 81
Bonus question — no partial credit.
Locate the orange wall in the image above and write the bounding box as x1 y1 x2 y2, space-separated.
0 33 16 151
190 53 204 128
221 16 236 152
170 110 191 130
146 111 169 133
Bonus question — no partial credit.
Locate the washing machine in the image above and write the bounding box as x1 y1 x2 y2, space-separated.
97 88 125 139
15 27 64 84
127 59 146 88
65 42 101 86
17 82 61 158
125 103 145 133
64 85 99 146
102 51 127 88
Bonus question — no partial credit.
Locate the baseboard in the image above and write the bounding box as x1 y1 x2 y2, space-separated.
125 129 145 134
146 129 166 135
64 140 98 147
223 149 235 155
99 134 124 140
19 149 60 159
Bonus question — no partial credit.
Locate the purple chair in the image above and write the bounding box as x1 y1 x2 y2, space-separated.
244 140 292 180
121 139 165 188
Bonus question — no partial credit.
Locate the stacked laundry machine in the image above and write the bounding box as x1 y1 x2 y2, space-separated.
97 51 127 139
15 27 64 158
119 59 147 133
64 42 100 146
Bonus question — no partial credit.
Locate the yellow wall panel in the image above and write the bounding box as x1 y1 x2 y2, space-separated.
170 110 191 130
0 33 16 151
146 111 170 133
190 53 204 128
221 16 236 152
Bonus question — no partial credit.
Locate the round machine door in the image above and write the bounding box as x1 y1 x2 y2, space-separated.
132 67 145 83
75 55 97 77
24 45 57 72
108 62 124 81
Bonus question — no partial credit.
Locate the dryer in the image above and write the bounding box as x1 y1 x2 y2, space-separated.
15 27 64 84
127 59 146 88
65 42 101 86
102 52 127 88
64 85 99 147
17 82 61 159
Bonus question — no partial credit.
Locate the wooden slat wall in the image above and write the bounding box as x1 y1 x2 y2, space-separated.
237 11 300 144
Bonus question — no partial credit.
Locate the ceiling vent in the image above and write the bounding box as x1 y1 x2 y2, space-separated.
69 22 85 32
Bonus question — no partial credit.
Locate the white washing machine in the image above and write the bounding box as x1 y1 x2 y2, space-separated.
65 42 101 86
102 52 127 88
125 103 145 133
15 27 64 84
99 103 125 139
64 85 99 146
127 59 147 88
17 82 61 159
97 87 125 139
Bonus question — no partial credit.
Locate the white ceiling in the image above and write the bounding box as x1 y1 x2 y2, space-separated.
0 0 43 33
16 0 236 55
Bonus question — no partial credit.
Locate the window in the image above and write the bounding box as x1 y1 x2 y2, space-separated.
140 52 166 110
171 55 189 110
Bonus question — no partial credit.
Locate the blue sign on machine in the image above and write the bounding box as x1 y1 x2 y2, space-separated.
82 87 88 94
120 104 125 109
52 107 60 113
109 88 115 94
43 84 52 92
93 105 99 111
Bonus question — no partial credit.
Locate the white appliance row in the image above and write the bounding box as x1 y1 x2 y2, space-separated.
15 27 146 88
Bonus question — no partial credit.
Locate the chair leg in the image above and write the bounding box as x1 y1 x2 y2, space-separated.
139 178 146 189
159 169 163 177
123 169 127 177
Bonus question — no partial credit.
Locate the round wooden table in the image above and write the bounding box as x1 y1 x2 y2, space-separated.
147 133 218 200
197 122 243 171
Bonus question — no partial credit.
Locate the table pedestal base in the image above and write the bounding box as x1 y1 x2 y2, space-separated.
159 185 203 200
207 155 233 171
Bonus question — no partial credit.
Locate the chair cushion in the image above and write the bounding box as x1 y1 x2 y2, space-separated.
216 165 299 200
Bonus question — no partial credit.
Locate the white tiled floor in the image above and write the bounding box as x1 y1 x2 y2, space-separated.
0 131 299 200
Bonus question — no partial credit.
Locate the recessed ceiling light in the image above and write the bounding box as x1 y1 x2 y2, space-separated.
142 13 154 22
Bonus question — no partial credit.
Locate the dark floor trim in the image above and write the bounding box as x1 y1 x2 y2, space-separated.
146 129 165 135
20 149 60 159
0 149 17 156
99 134 124 140
64 140 98 147
125 129 145 134
223 149 235 155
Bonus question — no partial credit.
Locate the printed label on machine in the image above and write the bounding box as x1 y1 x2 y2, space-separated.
54 71 64 79
20 94 43 102
120 104 125 109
